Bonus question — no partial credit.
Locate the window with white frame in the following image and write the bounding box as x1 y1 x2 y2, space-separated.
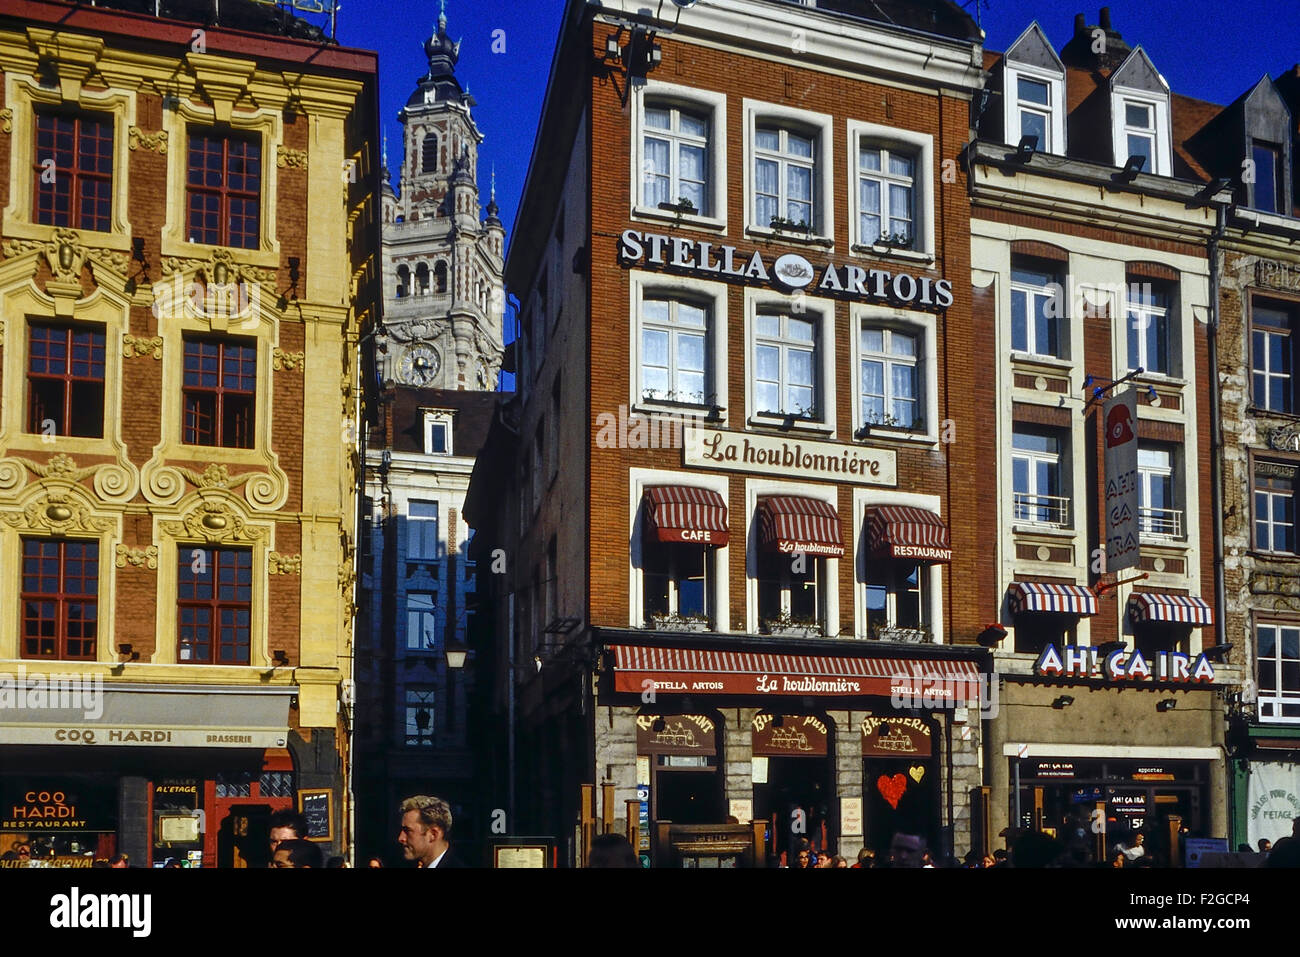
1015 76 1052 151
644 539 712 624
864 561 925 636
1126 280 1172 375
408 500 440 560
1012 428 1068 527
757 552 823 631
1010 265 1064 358
754 311 817 419
857 144 915 248
1121 100 1156 173
860 325 920 430
1254 462 1297 554
642 105 709 215
404 689 436 746
1252 302 1297 413
1257 622 1300 722
1138 444 1181 540
406 592 438 650
640 298 710 405
423 412 452 455
755 126 815 230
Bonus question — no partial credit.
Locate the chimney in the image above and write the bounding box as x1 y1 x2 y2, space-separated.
1099 7 1113 31
1074 12 1086 35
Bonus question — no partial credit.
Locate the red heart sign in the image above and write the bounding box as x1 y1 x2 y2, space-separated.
877 773 908 809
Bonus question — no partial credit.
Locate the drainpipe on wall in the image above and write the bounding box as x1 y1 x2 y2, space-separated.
1207 204 1227 652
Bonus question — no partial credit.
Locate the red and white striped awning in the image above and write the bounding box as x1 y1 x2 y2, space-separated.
757 495 844 557
643 486 729 546
866 505 951 564
610 644 981 700
1008 581 1098 616
1128 592 1214 626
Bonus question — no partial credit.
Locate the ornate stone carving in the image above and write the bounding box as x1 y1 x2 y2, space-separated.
6 453 99 483
0 108 11 133
272 349 305 372
128 127 168 154
2 229 129 284
0 485 115 534
0 454 137 504
276 146 308 169
1268 423 1300 453
160 496 267 545
115 545 159 569
268 552 302 575
122 334 164 359
161 248 276 286
142 460 287 511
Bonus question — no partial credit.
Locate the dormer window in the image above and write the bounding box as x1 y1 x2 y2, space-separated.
423 410 453 455
1001 23 1066 156
1109 49 1172 176
1015 77 1051 150
1122 101 1156 172
1252 141 1284 214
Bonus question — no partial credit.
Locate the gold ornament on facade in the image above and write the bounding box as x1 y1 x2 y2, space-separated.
115 545 159 569
127 126 168 154
2 230 129 287
161 249 276 287
272 348 305 372
122 334 164 359
276 146 308 169
0 108 11 133
1 486 114 535
161 496 266 545
268 552 302 575
3 453 99 483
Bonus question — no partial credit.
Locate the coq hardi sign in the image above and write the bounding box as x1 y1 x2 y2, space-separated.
618 230 955 312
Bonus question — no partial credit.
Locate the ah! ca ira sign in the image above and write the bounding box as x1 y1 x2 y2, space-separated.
1034 643 1215 683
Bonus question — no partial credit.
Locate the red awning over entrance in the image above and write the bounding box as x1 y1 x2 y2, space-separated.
865 505 952 563
757 495 844 557
643 486 729 546
610 644 980 700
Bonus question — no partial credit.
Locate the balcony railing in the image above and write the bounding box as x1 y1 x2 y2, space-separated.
1139 506 1184 541
1013 493 1070 529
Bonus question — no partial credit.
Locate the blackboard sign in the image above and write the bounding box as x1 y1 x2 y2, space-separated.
297 789 333 842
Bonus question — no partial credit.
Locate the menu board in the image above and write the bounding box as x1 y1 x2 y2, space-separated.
297 789 333 842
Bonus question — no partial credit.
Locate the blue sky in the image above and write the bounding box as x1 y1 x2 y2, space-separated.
324 0 1300 243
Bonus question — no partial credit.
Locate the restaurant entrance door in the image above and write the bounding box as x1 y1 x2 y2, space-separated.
751 713 832 863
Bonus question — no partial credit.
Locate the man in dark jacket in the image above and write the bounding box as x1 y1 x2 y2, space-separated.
398 795 468 868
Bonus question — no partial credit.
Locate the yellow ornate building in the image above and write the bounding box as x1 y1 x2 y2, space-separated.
0 0 378 866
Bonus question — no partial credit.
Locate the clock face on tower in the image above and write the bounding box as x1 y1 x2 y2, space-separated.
399 344 440 386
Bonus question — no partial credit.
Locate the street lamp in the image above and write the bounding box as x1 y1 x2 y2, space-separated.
445 645 468 670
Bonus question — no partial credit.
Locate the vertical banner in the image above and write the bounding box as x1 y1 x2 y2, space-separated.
1248 762 1300 849
1103 388 1140 572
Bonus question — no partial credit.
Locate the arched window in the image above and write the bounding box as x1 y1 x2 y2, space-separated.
434 261 448 294
421 133 438 174
396 264 409 299
415 262 430 296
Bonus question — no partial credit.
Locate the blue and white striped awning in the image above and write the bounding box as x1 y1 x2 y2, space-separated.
1008 581 1098 616
1128 592 1214 626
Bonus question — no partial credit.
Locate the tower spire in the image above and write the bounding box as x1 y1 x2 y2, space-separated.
438 0 447 34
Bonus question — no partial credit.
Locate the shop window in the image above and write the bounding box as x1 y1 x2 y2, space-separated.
1257 623 1300 722
405 689 436 746
21 537 99 660
1138 444 1182 540
177 547 252 665
27 321 106 439
856 143 915 248
860 325 920 431
33 109 113 232
1254 461 1297 554
757 552 822 633
182 336 255 448
644 539 711 626
865 561 925 639
754 310 818 421
407 591 438 650
1126 280 1173 376
1251 301 1298 413
1012 427 1068 528
1010 264 1064 359
408 501 440 560
259 771 293 799
186 128 261 249
642 104 709 215
214 772 254 798
640 297 710 406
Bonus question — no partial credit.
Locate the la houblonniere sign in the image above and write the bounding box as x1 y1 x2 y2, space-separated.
617 229 954 311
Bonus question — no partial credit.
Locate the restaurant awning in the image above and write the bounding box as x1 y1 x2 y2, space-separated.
610 644 981 700
866 505 951 563
1128 592 1214 626
757 495 844 557
643 485 729 546
1008 581 1098 616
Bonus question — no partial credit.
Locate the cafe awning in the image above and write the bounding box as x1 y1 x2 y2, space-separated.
643 485 729 546
1008 581 1097 616
610 644 980 699
866 505 951 563
757 495 844 557
1128 592 1214 626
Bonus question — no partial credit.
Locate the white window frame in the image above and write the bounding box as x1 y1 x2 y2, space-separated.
1002 64 1067 157
1010 265 1066 360
744 99 834 243
638 298 711 407
1254 467 1297 555
1110 88 1171 177
628 271 729 420
1126 281 1174 376
744 479 839 637
408 500 440 560
628 469 730 631
1137 444 1181 541
744 289 835 434
852 489 945 643
846 120 934 260
406 591 439 650
1252 304 1294 413
631 81 727 230
1256 622 1300 723
1012 427 1068 528
850 306 938 444
422 410 454 455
